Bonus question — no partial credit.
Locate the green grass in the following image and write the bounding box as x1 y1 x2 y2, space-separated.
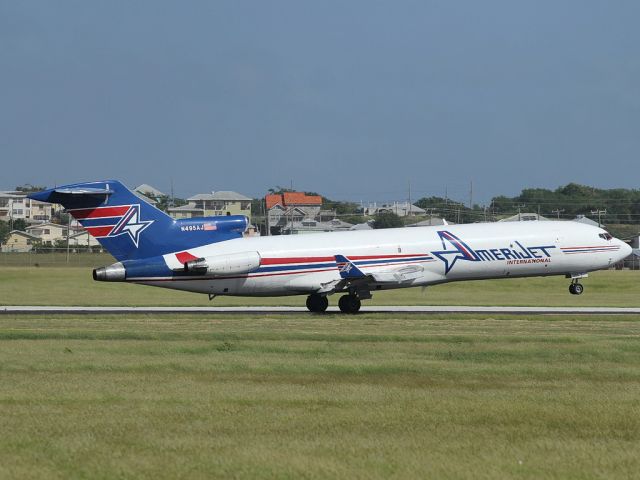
1 266 638 307
1 313 640 479
0 252 113 268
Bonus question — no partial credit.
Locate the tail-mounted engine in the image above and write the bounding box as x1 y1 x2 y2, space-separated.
184 251 261 276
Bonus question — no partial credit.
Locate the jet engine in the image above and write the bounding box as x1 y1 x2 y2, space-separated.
184 251 261 276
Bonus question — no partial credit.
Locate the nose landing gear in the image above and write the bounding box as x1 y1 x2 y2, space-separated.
569 281 584 295
567 273 587 296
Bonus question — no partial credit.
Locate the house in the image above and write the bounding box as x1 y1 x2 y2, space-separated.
361 202 426 217
167 204 204 219
25 222 69 245
168 191 252 220
28 199 54 222
68 230 102 249
266 192 323 234
0 191 53 223
0 191 24 221
280 218 354 235
1 230 40 252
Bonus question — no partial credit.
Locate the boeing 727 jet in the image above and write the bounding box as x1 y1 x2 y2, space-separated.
29 181 632 313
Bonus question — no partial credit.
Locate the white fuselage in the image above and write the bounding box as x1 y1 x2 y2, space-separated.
129 221 631 297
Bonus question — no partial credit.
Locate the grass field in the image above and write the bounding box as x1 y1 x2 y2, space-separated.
1 265 638 307
1 313 640 479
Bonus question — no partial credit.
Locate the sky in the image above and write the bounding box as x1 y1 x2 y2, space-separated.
1 1 638 205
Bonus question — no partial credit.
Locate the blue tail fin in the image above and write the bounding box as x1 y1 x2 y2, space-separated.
29 180 248 261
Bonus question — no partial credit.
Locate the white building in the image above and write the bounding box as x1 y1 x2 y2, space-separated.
0 191 54 224
169 191 252 219
280 219 354 235
25 222 69 245
361 202 426 217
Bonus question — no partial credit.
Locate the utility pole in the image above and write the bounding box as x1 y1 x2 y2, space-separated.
407 180 412 217
552 208 564 220
517 204 526 221
469 180 473 210
66 212 70 263
591 209 607 228
289 180 294 235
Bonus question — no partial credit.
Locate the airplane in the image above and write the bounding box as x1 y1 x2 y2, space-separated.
29 180 632 313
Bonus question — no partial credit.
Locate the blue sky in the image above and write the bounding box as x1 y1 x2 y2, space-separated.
1 1 638 204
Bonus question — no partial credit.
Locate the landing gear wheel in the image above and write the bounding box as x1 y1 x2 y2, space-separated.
338 294 361 314
306 294 328 313
569 283 584 295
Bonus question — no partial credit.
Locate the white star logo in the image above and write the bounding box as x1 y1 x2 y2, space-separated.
110 205 153 247
432 231 479 274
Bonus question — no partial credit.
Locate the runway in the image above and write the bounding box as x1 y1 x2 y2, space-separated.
2 305 640 315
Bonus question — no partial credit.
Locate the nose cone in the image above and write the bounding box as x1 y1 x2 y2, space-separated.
617 239 632 262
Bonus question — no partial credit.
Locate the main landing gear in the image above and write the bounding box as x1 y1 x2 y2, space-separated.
304 293 362 313
306 293 329 313
338 294 361 314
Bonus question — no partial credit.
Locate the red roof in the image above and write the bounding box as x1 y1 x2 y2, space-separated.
282 192 322 206
265 192 322 209
265 194 283 209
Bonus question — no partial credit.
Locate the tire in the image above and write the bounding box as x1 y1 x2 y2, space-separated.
573 283 584 295
338 294 361 314
306 294 328 313
569 284 576 295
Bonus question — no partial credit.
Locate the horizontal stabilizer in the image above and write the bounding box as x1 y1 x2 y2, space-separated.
53 187 114 196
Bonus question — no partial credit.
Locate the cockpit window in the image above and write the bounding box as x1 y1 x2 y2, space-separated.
598 233 613 240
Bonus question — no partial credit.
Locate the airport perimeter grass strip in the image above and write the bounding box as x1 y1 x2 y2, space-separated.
1 313 640 479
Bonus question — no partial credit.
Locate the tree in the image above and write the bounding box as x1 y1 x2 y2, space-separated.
14 184 46 193
156 195 185 213
0 220 9 244
372 212 403 229
12 219 27 232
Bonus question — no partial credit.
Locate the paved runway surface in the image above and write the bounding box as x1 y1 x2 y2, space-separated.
2 306 640 314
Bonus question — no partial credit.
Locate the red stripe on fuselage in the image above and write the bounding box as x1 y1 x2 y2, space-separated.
260 253 428 265
69 206 130 220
